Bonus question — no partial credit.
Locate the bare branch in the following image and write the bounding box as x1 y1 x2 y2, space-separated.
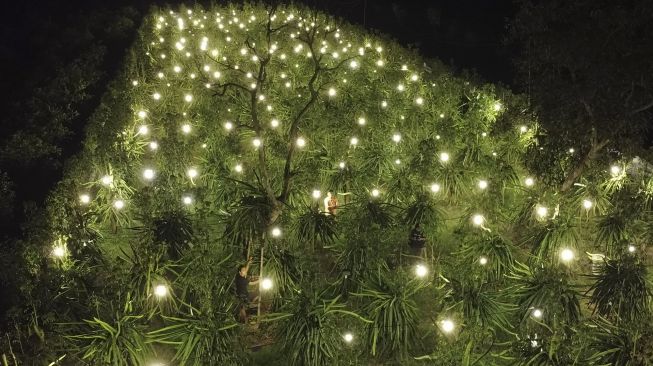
630 99 653 115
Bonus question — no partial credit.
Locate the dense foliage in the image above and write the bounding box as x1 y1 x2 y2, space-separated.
1 3 652 365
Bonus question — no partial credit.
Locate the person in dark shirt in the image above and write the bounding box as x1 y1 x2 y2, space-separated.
235 257 258 323
409 223 426 259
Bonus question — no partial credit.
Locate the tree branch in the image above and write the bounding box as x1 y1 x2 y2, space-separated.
630 99 653 115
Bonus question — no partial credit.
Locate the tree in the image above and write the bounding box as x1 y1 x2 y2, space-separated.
3 3 653 365
510 0 653 190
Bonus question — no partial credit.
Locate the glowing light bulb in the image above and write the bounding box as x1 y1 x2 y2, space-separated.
296 137 306 147
381 101 388 108
328 87 336 97
132 80 139 86
52 246 65 258
182 196 193 205
392 133 401 143
350 137 358 146
430 183 441 193
376 59 384 66
113 200 125 210
79 194 90 204
493 102 502 111
270 119 279 128
371 188 380 197
582 199 593 209
440 319 455 333
184 94 193 102
101 175 113 186
181 124 192 134
234 164 243 173
415 264 428 278
628 245 636 253
349 60 358 69
560 248 575 262
343 332 354 343
261 278 273 290
479 256 488 265
410 74 418 81
253 138 262 147
138 125 149 135
415 97 424 105
478 180 488 190
472 214 484 226
339 162 346 169
271 227 281 237
520 125 528 133
138 111 147 119
311 190 321 199
532 308 543 318
357 117 366 125
143 168 155 180
187 168 198 179
173 65 181 73
439 152 450 162
149 141 158 150
536 205 548 218
394 159 401 165
524 177 534 186
224 121 233 130
153 92 161 100
154 284 168 297
610 165 621 176
396 83 405 91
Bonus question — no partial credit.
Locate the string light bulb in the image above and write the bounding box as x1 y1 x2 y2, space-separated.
472 214 485 226
430 183 441 193
440 319 455 333
371 188 380 197
271 227 281 237
312 190 321 199
327 87 336 97
560 248 575 262
101 175 113 186
296 137 306 147
532 308 543 319
582 199 593 209
392 133 401 143
154 284 168 298
187 168 198 179
182 196 193 205
415 264 428 278
478 180 488 190
343 332 354 343
143 168 155 180
536 205 548 218
439 152 450 162
79 194 91 204
261 278 273 290
524 177 534 187
53 246 66 258
610 165 621 176
113 200 125 210
479 256 488 265
253 138 262 147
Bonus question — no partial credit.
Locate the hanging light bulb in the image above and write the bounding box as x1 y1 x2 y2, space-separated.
582 199 593 209
430 183 441 193
560 248 575 262
271 227 281 237
479 256 488 265
187 168 198 179
182 196 193 205
149 141 159 150
270 119 279 128
392 133 401 143
536 205 548 218
371 188 380 197
439 152 450 162
415 264 428 278
154 284 168 298
261 278 273 290
184 94 193 102
440 319 455 333
52 246 66 258
101 175 113 186
138 111 147 119
312 190 321 199
113 200 125 210
357 117 366 126
478 180 488 190
531 308 543 319
343 332 354 343
328 87 336 97
138 125 149 135
224 121 234 130
350 137 359 146
234 164 243 173
143 168 155 180
524 177 535 186
296 137 306 147
472 214 484 226
339 162 346 169
253 138 262 147
79 194 91 204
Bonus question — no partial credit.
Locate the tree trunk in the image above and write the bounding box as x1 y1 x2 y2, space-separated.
560 139 609 192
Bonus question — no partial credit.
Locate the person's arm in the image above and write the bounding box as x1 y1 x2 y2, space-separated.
245 257 260 285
